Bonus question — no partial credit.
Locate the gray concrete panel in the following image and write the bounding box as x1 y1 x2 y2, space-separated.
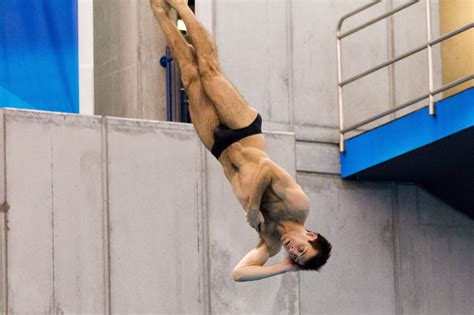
296 141 340 175
50 114 106 313
94 0 167 120
95 65 139 119
206 132 299 314
138 0 168 121
5 111 54 313
397 185 474 315
94 0 138 78
215 0 290 126
107 118 205 313
297 174 397 315
266 0 292 125
292 1 389 134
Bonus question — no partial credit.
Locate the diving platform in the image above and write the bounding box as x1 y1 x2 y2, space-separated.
341 88 474 218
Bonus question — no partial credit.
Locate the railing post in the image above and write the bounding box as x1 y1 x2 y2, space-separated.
425 0 435 115
337 33 345 152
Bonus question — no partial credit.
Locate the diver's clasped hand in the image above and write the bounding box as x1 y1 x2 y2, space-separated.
246 208 265 232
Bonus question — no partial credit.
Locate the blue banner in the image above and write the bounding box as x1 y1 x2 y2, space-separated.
0 0 79 113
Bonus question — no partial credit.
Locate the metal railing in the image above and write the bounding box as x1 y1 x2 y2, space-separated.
337 0 474 151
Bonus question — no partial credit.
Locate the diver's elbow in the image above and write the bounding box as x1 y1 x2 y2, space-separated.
232 268 243 282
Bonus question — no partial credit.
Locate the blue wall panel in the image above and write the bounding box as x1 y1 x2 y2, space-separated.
0 0 79 113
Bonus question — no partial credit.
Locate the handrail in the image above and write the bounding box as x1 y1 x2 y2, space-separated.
336 1 381 37
430 22 474 45
432 74 474 96
342 74 474 134
338 0 418 40
336 0 473 151
340 22 474 88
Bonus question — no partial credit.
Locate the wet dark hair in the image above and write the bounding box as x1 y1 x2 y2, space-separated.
301 232 332 271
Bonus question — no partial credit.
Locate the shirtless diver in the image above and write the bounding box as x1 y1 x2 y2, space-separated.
150 0 332 282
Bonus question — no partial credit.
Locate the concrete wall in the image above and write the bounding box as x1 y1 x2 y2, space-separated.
0 108 298 314
94 0 167 120
1 109 472 314
297 173 474 315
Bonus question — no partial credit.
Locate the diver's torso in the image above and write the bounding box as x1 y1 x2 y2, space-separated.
219 137 306 256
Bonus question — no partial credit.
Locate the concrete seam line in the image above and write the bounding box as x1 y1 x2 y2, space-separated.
1 110 8 314
391 183 402 315
102 116 112 315
50 113 57 311
286 0 295 132
202 146 212 314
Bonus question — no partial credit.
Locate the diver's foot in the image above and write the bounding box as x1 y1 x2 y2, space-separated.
167 0 189 10
150 0 171 16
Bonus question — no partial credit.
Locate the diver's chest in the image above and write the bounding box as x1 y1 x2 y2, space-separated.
261 193 288 221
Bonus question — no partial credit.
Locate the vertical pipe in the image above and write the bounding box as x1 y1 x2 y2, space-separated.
336 35 345 152
167 48 173 121
425 0 435 115
160 47 173 122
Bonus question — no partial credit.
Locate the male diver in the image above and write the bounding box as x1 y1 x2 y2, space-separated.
150 0 331 281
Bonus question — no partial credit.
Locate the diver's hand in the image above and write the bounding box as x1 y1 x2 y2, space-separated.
246 209 265 232
282 256 301 272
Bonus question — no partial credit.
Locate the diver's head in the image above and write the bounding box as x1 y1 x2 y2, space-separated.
281 230 332 270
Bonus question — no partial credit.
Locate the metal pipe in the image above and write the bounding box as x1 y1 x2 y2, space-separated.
425 0 435 115
160 47 173 121
336 1 381 37
431 74 474 95
430 22 474 45
339 43 427 87
338 0 418 40
342 74 474 134
339 23 474 87
336 0 381 151
337 36 345 151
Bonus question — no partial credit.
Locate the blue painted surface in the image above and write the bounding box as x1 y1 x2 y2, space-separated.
0 0 79 113
341 88 474 178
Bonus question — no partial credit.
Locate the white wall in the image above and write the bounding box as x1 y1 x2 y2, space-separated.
78 0 95 115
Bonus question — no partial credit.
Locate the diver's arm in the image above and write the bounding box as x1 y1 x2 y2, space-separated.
232 245 299 282
246 158 274 232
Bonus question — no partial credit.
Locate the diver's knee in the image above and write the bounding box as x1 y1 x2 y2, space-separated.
181 65 200 89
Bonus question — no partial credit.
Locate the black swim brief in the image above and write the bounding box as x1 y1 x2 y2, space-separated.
211 114 262 159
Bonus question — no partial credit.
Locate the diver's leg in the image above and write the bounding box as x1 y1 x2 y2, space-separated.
150 0 219 150
168 0 258 129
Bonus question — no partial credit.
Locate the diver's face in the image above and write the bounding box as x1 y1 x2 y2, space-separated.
281 231 318 265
